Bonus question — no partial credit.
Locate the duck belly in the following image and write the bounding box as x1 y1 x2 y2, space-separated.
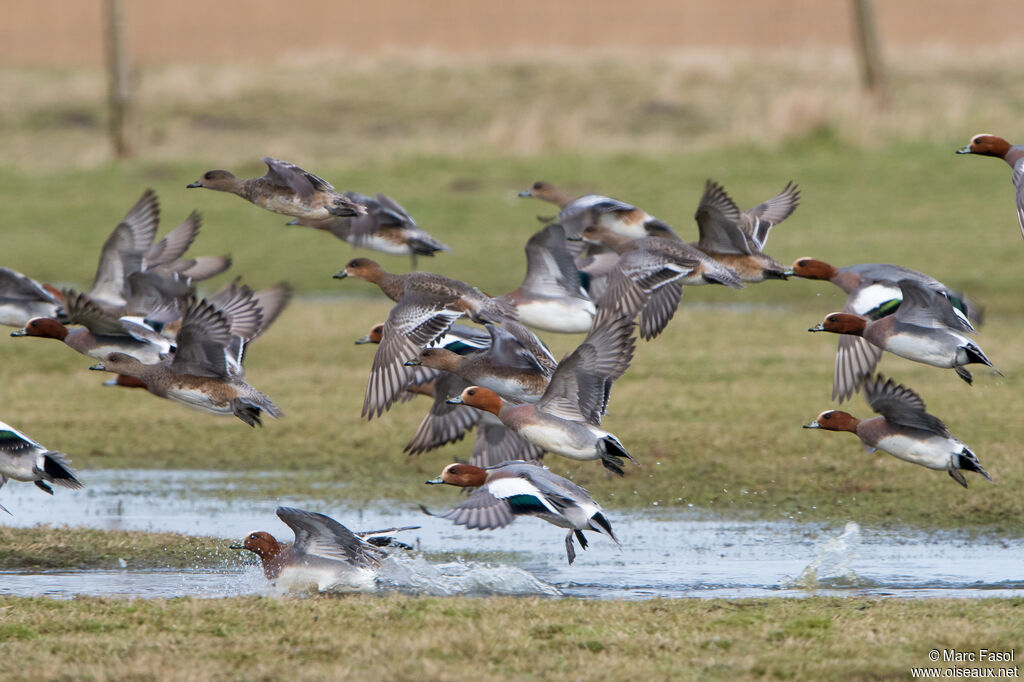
515 299 595 334
0 455 40 482
883 334 954 368
347 233 413 255
518 423 599 461
165 386 232 415
0 302 57 328
874 433 956 470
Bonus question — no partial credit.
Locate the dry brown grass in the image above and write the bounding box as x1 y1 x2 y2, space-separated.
3 47 1024 170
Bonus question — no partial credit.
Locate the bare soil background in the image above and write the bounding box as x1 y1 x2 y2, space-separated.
3 0 1023 66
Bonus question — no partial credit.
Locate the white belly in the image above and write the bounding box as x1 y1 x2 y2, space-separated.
515 299 595 334
875 434 956 470
0 303 57 328
347 234 411 255
518 423 599 461
884 333 954 368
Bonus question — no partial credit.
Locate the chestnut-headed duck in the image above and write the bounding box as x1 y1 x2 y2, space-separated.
577 225 744 340
957 134 1024 239
232 506 417 590
187 157 366 221
809 279 998 386
89 292 280 427
0 421 83 513
519 181 681 241
12 290 173 365
287 192 449 267
691 179 799 282
0 267 63 328
500 224 596 334
406 320 556 405
788 257 981 401
448 311 637 475
425 461 618 565
804 375 992 488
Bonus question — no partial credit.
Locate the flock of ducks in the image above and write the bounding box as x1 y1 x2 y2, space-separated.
0 134 1017 583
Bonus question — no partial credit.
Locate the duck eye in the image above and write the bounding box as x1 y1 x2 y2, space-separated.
249 533 259 541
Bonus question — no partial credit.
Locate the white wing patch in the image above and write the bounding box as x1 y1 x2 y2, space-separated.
486 477 559 514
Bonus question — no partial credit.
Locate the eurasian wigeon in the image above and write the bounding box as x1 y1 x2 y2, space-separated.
12 290 172 365
788 257 981 401
425 461 619 565
187 157 366 221
577 225 745 340
85 190 228 316
0 421 83 513
804 375 993 488
500 224 596 334
288 192 449 267
956 134 1024 239
809 279 998 385
691 179 799 282
0 267 63 328
334 258 516 324
405 320 556 405
355 325 541 461
519 181 681 241
88 292 281 427
447 311 637 475
232 506 417 590
336 260 516 419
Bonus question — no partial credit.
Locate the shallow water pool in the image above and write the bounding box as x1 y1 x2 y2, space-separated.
1 470 1021 600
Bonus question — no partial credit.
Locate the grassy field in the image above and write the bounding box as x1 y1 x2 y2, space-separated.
2 52 1023 681
1 594 1021 681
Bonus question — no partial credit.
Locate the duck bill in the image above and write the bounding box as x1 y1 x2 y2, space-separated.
332 270 348 279
445 396 464 405
802 421 822 429
354 335 373 345
955 145 972 155
186 180 202 188
10 328 28 337
228 543 246 550
807 323 825 332
425 477 445 485
517 189 532 198
403 359 421 366
782 268 796 277
88 363 106 371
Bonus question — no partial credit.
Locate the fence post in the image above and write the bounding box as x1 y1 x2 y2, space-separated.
105 0 131 158
851 0 889 109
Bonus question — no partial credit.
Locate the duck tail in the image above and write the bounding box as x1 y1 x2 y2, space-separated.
589 511 619 545
963 342 997 371
39 451 83 490
957 447 993 484
231 394 282 428
598 436 638 477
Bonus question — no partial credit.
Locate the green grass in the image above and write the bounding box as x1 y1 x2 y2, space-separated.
0 595 1022 681
0 526 235 571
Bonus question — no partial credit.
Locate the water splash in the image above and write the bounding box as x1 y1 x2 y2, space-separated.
376 555 562 597
786 521 867 589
